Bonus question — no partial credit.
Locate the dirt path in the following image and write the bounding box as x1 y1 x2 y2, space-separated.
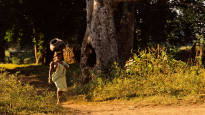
62 102 205 115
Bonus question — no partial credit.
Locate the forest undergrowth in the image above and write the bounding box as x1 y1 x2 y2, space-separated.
0 64 70 114
72 47 205 105
1 47 205 114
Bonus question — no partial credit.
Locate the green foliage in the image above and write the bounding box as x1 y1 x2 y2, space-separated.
33 33 44 49
4 29 14 42
5 50 35 64
195 33 204 45
82 48 205 101
11 57 21 64
0 0 86 53
0 73 62 114
167 0 205 44
4 25 23 43
33 32 44 57
23 57 35 64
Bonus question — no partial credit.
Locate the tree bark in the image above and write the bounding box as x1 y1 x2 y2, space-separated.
32 25 42 64
80 0 118 83
115 3 136 65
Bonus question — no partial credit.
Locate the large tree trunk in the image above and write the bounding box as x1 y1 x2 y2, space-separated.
80 0 118 83
115 2 136 65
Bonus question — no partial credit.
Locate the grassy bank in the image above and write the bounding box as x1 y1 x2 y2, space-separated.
74 48 205 104
0 65 63 114
1 47 205 114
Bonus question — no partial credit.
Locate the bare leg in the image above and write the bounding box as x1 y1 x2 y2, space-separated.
57 91 63 104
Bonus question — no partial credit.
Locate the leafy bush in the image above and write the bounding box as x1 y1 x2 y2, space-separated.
11 57 21 64
24 57 35 64
0 73 62 114
85 48 205 101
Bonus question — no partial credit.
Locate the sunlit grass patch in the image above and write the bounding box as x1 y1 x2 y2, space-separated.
127 95 179 106
0 73 62 114
0 63 39 70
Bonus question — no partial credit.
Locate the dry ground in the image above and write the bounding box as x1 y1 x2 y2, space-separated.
62 101 205 115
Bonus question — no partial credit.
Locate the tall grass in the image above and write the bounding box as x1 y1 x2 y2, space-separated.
82 47 205 102
0 72 62 114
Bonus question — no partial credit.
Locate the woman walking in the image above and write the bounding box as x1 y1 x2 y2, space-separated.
49 52 69 104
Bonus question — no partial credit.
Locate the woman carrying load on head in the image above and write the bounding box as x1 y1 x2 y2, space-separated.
48 51 69 104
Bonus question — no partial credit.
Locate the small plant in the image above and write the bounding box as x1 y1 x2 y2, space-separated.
11 57 21 64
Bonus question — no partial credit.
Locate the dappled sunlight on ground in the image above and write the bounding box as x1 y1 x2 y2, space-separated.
0 64 56 91
0 63 39 69
62 102 205 115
